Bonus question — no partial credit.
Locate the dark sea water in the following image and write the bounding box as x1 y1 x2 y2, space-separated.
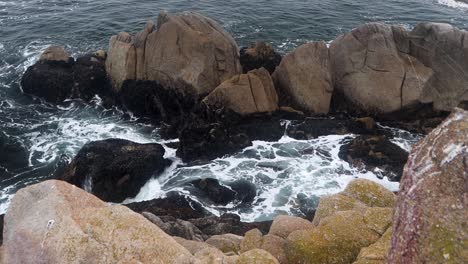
0 0 467 220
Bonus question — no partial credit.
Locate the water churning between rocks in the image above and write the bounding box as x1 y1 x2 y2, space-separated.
0 0 466 221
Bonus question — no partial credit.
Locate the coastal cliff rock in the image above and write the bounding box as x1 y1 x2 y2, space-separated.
330 23 433 115
388 108 468 263
273 41 333 114
58 139 171 203
240 42 282 74
2 180 192 264
203 68 278 115
106 11 242 95
21 46 112 104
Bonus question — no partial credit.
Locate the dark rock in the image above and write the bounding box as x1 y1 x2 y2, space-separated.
240 42 282 74
228 179 257 205
58 139 171 203
189 178 236 205
126 192 211 220
188 214 272 237
142 212 205 241
338 135 409 181
0 132 29 171
21 54 113 104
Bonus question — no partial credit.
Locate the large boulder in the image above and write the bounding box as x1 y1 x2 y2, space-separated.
330 23 433 114
106 11 242 95
2 180 192 263
273 42 333 113
354 228 392 264
22 46 112 104
268 215 314 239
388 108 468 263
407 23 468 111
203 68 278 115
58 139 171 203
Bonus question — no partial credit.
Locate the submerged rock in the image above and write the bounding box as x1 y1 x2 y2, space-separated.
203 68 278 115
273 41 333 114
240 41 282 74
0 131 28 171
338 135 409 181
22 46 112 104
106 11 242 95
58 139 171 203
2 180 192 263
188 178 257 206
388 108 468 263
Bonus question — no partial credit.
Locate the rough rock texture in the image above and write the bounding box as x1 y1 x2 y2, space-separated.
330 23 433 114
288 209 385 264
142 212 205 241
338 135 409 181
106 11 242 95
22 49 112 104
39 46 72 63
240 230 287 264
173 236 216 255
273 42 333 113
205 234 244 253
342 178 396 208
408 23 468 111
237 249 280 264
268 215 314 239
2 180 192 264
240 42 282 74
388 108 468 263
58 139 171 203
312 193 368 226
354 228 392 264
203 68 278 115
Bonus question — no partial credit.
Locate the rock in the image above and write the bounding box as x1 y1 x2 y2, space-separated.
206 234 244 253
107 12 242 95
338 135 409 181
287 210 381 264
22 50 112 104
2 180 192 263
330 23 433 114
273 42 333 113
203 68 278 115
259 235 288 264
342 178 396 208
188 214 272 238
189 178 237 205
240 229 263 253
193 248 227 264
93 49 106 60
312 193 368 225
173 236 216 255
363 207 393 235
388 108 468 263
39 46 72 63
408 23 468 111
268 215 314 239
354 228 392 264
240 42 282 74
237 249 280 264
0 132 28 171
142 212 205 241
127 192 211 220
58 139 171 203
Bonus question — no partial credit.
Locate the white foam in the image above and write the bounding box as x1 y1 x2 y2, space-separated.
438 0 468 9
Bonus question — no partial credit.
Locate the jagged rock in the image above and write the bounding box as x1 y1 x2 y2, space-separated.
330 23 433 114
273 41 333 113
338 135 409 181
2 180 192 263
388 108 468 263
203 68 278 115
268 215 314 239
206 234 244 253
240 42 282 74
39 46 72 63
106 12 242 95
22 48 112 104
58 139 171 203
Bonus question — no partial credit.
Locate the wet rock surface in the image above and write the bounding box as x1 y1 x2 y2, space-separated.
58 139 171 203
239 42 282 74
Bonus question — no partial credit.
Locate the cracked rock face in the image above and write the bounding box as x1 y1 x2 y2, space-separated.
330 23 433 114
106 11 242 96
203 67 278 115
388 108 468 263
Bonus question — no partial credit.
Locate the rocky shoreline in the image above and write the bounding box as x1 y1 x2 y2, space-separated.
1 10 467 263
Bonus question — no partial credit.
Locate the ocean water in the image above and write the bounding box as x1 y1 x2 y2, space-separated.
0 0 466 221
